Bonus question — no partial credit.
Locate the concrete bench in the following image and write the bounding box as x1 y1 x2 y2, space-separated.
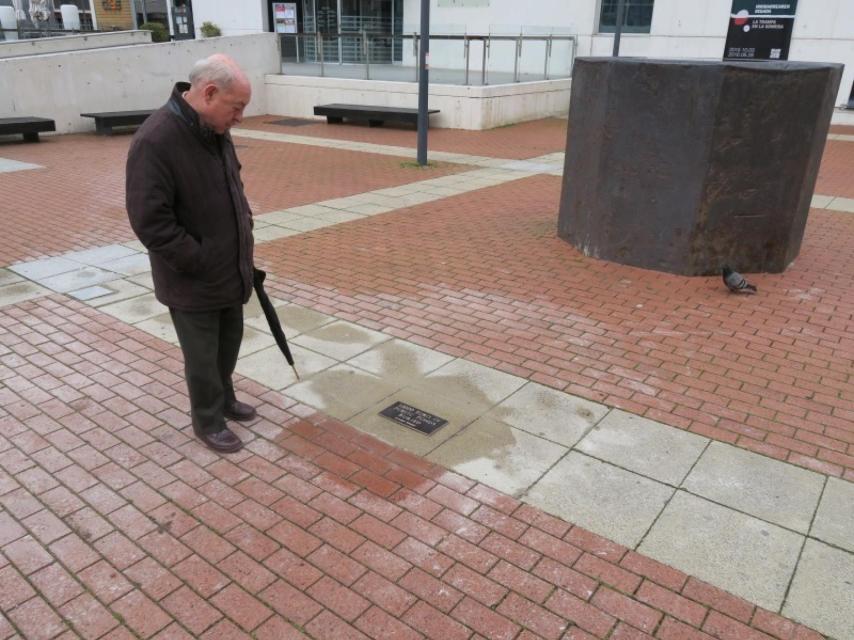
81 110 154 135
0 117 56 142
313 104 439 128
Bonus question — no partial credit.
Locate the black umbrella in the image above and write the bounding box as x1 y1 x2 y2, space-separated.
252 267 299 380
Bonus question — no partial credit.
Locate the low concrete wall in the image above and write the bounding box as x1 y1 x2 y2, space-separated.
0 33 280 134
265 74 571 129
0 30 152 59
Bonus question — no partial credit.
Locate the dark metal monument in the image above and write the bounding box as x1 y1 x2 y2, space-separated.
558 58 843 275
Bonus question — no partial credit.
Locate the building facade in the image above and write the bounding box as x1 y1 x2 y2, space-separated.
175 0 852 106
10 0 840 105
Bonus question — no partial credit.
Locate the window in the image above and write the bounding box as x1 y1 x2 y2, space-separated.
53 0 94 30
599 0 654 34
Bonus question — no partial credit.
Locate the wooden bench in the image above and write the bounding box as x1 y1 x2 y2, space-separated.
81 110 155 135
313 104 439 128
0 117 56 142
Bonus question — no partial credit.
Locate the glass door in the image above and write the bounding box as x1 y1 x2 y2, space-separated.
171 0 194 39
341 0 391 63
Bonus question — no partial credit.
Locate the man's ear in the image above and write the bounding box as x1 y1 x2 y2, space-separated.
203 83 219 102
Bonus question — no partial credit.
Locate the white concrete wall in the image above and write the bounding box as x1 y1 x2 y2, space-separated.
0 33 280 133
0 30 152 59
265 74 570 129
191 0 268 38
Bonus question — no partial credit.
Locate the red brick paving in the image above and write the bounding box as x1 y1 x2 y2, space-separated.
3 119 852 639
240 115 570 160
0 134 463 267
0 297 826 639
815 139 854 199
1 119 847 268
258 174 854 480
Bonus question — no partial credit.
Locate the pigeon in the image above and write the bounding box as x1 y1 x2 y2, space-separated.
722 266 757 294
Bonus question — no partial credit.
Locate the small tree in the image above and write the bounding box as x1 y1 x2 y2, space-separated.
140 21 169 42
200 21 221 37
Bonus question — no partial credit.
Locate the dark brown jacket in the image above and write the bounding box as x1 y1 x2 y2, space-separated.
126 83 254 312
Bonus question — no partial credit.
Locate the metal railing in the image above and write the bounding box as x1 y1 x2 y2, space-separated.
280 32 577 85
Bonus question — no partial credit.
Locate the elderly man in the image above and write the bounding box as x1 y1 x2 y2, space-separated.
126 54 256 453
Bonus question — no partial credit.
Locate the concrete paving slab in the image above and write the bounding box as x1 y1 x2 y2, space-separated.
236 344 336 391
398 193 442 207
9 256 80 280
577 410 708 485
487 382 607 447
345 203 395 216
99 293 167 324
317 196 365 210
64 244 138 267
283 363 400 421
134 313 180 346
683 442 824 533
0 281 50 308
69 285 116 301
98 253 151 276
253 225 303 242
414 358 526 413
256 209 312 226
811 194 834 208
245 302 335 337
638 491 803 611
0 268 23 286
783 539 854 640
87 279 151 308
237 327 277 358
127 272 154 290
346 338 455 384
349 387 481 456
36 266 120 293
302 209 364 224
0 157 42 173
428 415 568 498
276 216 334 232
121 240 148 253
810 477 854 553
292 320 390 361
828 196 854 213
525 451 675 548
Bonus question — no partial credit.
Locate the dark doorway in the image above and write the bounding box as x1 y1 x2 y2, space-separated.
172 0 194 39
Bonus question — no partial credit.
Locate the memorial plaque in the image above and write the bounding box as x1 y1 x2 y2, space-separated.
380 402 448 435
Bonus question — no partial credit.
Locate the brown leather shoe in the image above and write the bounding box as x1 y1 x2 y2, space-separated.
194 426 243 453
224 400 257 422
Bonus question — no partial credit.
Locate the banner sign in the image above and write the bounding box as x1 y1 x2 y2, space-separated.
723 1 798 61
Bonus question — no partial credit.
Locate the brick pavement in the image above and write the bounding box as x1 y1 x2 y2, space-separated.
0 296 827 640
240 115 570 160
0 135 464 267
3 117 853 639
258 173 854 481
815 139 854 199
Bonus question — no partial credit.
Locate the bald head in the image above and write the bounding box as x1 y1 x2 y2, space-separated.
183 54 252 134
189 54 250 92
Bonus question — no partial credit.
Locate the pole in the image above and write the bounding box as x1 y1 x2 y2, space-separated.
416 0 430 166
612 0 625 56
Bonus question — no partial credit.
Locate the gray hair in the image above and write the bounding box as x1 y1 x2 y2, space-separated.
189 55 240 90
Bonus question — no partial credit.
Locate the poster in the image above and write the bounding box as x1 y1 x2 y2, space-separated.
723 1 798 61
273 2 297 34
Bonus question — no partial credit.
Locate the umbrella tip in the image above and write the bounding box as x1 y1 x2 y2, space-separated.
291 365 300 381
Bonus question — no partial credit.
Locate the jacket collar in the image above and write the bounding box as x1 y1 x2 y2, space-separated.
168 82 220 149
